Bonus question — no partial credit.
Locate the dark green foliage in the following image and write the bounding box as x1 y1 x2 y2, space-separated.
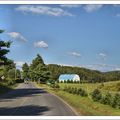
91 89 102 102
22 63 29 79
29 54 50 83
101 92 112 105
50 83 60 89
63 86 88 97
47 64 120 83
0 30 12 66
77 88 88 97
111 93 120 109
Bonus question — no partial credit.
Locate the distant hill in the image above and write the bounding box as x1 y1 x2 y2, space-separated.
47 64 120 83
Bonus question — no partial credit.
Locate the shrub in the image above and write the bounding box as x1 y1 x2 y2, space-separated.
50 83 60 89
80 89 88 97
91 89 102 102
68 87 73 93
101 92 112 105
72 87 78 94
112 93 120 109
78 88 88 97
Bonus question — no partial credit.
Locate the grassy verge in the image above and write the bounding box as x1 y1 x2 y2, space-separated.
36 83 120 116
0 83 18 95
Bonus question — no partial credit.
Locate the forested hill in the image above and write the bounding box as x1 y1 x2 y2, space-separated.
47 64 120 83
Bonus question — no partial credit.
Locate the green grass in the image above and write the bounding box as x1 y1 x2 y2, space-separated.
36 81 120 116
52 90 120 116
59 80 120 94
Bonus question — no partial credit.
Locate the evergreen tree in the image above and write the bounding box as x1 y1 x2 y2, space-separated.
22 63 29 79
29 54 50 82
0 30 12 66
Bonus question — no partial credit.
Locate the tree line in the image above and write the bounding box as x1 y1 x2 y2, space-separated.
0 30 21 85
1 29 120 84
47 64 120 83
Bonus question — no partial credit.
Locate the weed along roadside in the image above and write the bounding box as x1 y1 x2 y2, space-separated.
36 81 120 116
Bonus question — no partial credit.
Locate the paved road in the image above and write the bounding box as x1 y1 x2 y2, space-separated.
0 83 76 116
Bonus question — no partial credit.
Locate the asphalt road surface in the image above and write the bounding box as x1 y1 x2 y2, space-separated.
0 83 76 116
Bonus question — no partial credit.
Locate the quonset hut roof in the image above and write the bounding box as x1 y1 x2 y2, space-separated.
59 74 79 81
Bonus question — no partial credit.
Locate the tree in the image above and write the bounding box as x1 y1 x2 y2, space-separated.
0 30 12 66
29 54 50 82
112 93 120 108
101 92 112 105
7 68 16 85
91 89 102 102
16 69 21 80
22 63 29 79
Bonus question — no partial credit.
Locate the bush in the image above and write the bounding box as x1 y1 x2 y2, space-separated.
67 87 71 93
50 83 60 89
79 88 88 97
101 92 112 105
72 87 78 94
63 86 88 97
76 88 88 97
91 89 102 102
111 93 120 109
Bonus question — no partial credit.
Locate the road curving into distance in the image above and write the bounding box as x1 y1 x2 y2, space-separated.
0 82 77 116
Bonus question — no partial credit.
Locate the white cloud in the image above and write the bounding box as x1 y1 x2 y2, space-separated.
7 32 27 42
98 53 107 60
34 41 48 48
115 67 120 71
84 5 103 13
99 53 106 57
16 5 74 17
60 4 81 8
79 64 115 72
68 52 81 57
15 61 25 67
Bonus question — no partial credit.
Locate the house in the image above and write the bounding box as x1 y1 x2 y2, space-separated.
58 74 80 82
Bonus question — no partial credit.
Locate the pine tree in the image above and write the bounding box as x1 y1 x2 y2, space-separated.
29 54 50 82
0 29 12 66
22 63 29 79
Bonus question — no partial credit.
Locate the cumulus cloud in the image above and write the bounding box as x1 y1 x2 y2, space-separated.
83 5 103 13
60 4 81 8
7 32 27 42
16 5 74 17
68 52 81 57
34 41 48 48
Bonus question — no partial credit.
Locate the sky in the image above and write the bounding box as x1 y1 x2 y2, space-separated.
1 4 120 72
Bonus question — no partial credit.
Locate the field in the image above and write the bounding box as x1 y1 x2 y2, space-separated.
59 81 120 94
38 80 120 116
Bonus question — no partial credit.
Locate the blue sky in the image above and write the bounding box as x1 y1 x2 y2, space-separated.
1 4 120 71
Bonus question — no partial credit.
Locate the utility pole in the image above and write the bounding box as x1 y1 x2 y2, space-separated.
15 68 16 81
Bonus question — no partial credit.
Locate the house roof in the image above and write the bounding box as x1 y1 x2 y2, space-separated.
59 74 79 81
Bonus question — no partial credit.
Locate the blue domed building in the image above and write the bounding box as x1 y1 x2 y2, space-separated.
58 74 80 82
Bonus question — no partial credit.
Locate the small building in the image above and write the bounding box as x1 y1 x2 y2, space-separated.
58 74 80 82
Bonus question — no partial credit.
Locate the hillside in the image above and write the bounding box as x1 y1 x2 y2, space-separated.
47 64 120 83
